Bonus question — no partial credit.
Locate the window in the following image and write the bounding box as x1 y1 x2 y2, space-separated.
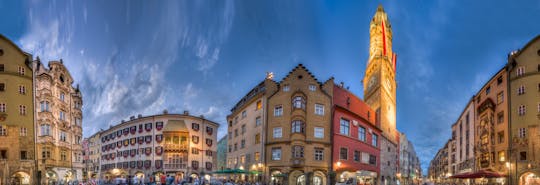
315 104 324 115
255 152 260 161
272 148 282 160
228 145 232 153
60 92 65 101
255 116 262 126
274 105 283 116
0 103 5 112
518 105 526 116
242 111 247 118
358 126 366 142
0 64 3 72
292 145 304 158
273 127 282 138
309 84 316 91
497 76 503 85
40 101 50 112
241 139 245 148
192 148 199 154
354 151 360 161
339 148 348 160
18 66 25 75
283 85 290 92
60 132 67 142
0 150 7 159
234 117 238 124
206 139 212 146
497 112 504 124
497 92 504 104
538 102 540 113
241 124 246 134
314 127 324 138
255 133 261 144
18 85 25 95
192 123 200 131
206 126 213 134
75 118 82 126
369 155 377 165
19 105 26 115
240 155 245 163
519 128 527 138
60 150 67 161
340 119 350 135
42 147 51 159
485 86 491 95
228 132 232 139
372 134 378 147
498 131 504 144
192 161 199 169
518 85 525 95
256 100 262 110
314 148 324 161
41 124 51 136
20 127 27 136
517 66 525 76
291 120 304 133
59 111 65 121
20 151 27 160
498 151 505 162
0 125 7 136
292 96 306 109
0 83 4 91
520 151 527 161
234 129 238 137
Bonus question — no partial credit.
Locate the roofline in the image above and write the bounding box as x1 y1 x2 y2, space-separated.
0 34 33 68
450 96 475 127
512 34 540 57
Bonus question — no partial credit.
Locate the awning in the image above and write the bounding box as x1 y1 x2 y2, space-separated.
450 170 505 179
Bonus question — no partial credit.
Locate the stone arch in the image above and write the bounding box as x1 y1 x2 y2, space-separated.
11 171 31 185
312 170 326 185
289 170 305 185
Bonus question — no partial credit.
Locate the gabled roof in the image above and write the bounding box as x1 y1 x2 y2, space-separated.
280 63 322 85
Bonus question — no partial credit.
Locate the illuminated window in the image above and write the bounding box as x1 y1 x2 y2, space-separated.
498 151 505 162
254 152 260 161
255 133 261 144
256 100 262 110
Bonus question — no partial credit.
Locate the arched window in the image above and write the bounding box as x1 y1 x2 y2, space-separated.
292 96 306 109
291 120 304 133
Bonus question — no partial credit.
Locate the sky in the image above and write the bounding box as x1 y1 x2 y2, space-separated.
1 0 539 175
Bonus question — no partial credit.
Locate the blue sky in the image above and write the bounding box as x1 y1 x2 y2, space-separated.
1 0 539 174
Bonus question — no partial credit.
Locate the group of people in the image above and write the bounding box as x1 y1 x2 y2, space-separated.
86 174 210 185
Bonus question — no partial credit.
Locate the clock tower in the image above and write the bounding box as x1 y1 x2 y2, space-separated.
363 5 397 144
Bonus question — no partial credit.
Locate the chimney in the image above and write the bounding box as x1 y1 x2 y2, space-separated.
183 111 189 115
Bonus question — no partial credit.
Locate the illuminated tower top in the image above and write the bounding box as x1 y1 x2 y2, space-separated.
368 5 395 68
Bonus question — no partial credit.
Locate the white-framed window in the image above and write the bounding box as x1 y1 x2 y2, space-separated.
60 111 65 120
358 126 366 142
372 133 378 147
519 128 527 138
40 101 50 112
315 104 324 115
41 124 51 136
517 66 525 76
273 127 282 138
20 127 27 136
18 66 25 75
18 85 26 94
292 96 306 109
314 127 324 138
255 116 262 126
292 145 304 158
274 105 283 117
272 148 282 160
241 111 247 118
314 147 324 161
0 125 7 136
60 131 67 142
19 105 26 115
60 93 65 102
518 85 525 95
309 84 316 91
340 118 350 136
291 120 304 133
0 103 5 112
518 105 526 116
283 85 290 92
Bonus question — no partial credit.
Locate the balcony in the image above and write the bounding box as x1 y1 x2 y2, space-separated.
164 144 188 152
164 163 187 170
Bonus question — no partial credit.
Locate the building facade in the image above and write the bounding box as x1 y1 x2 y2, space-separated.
0 34 36 185
507 35 540 185
98 112 218 182
265 64 334 185
362 5 399 185
398 133 421 185
453 98 476 175
82 131 101 183
428 140 450 183
216 136 227 171
333 84 381 185
34 59 84 184
227 79 275 181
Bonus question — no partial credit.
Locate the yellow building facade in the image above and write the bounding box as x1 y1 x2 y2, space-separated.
0 34 36 185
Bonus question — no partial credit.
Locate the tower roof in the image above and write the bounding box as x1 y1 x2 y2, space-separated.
371 4 390 27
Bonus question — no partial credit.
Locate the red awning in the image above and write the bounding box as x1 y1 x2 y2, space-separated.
450 170 505 179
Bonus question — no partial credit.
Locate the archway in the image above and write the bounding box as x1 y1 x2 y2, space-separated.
270 170 284 185
313 171 326 185
11 171 31 185
520 172 540 185
46 170 58 185
289 170 304 185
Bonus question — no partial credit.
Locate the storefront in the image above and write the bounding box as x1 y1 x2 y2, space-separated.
338 170 377 185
